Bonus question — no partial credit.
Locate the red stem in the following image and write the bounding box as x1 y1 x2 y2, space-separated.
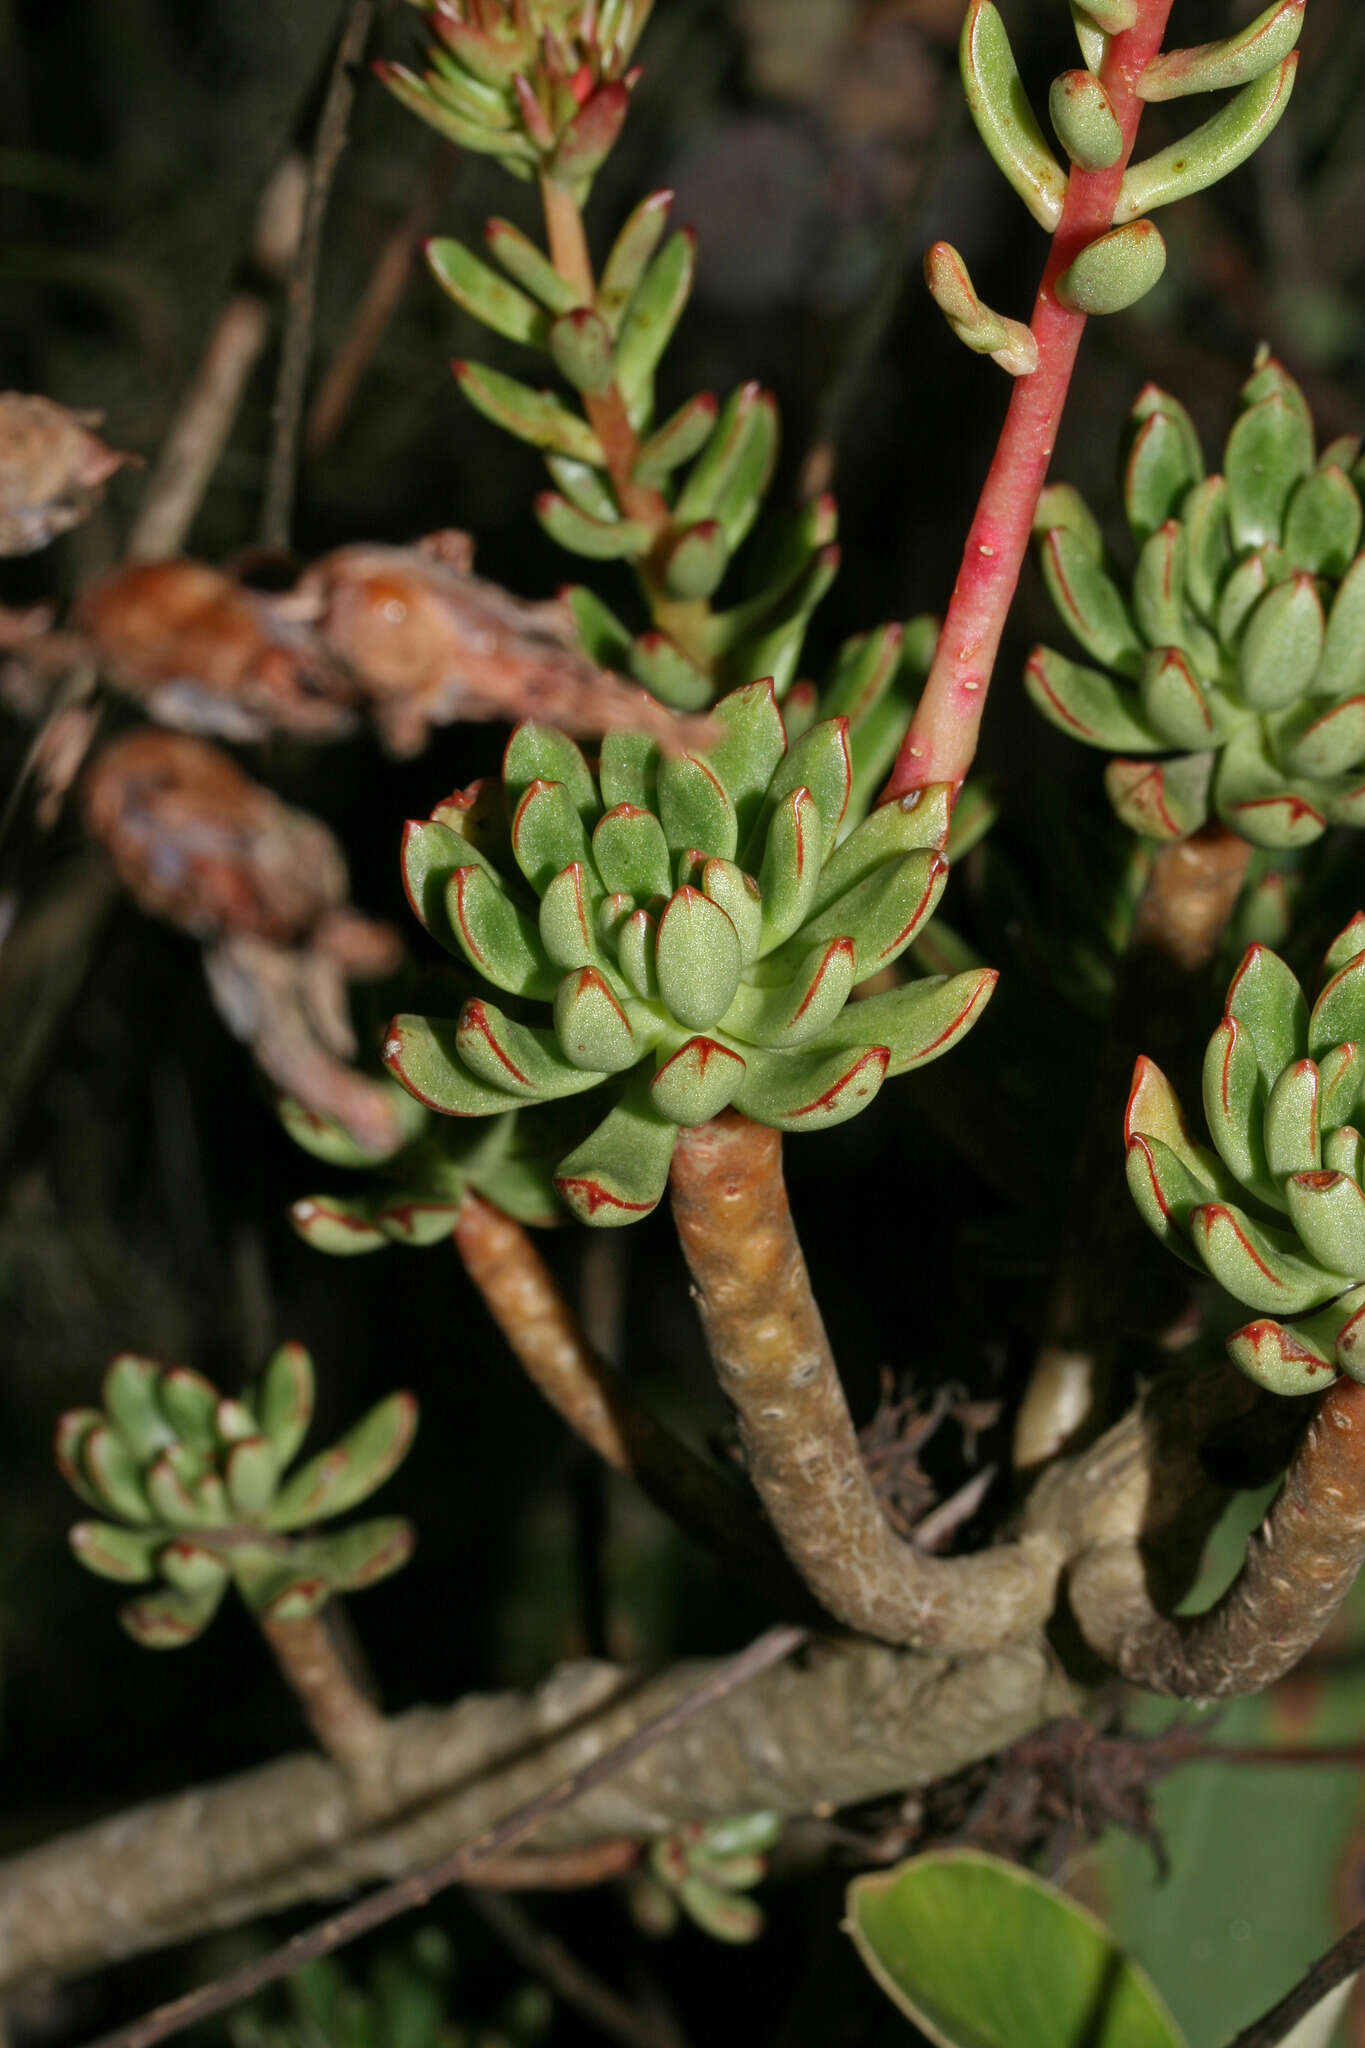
883 0 1176 803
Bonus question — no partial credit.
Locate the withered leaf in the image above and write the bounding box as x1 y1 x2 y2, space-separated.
77 560 357 742
205 933 406 1159
0 393 135 555
293 544 718 757
82 729 350 944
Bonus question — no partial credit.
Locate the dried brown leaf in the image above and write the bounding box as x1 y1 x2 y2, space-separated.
0 393 136 555
76 560 357 742
81 729 349 943
294 544 718 757
205 933 405 1158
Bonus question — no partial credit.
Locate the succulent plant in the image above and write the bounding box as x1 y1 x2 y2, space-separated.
383 632 997 1227
281 1083 567 1253
382 0 837 713
628 1812 781 1946
423 194 838 708
1126 915 1365 1396
377 0 651 200
1027 352 1365 849
57 1348 417 1644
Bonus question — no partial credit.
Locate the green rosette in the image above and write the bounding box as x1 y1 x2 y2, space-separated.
1028 353 1365 849
1127 916 1365 1394
57 1347 417 1644
386 671 996 1225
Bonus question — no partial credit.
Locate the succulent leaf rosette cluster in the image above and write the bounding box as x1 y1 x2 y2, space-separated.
57 1348 416 1644
281 1085 565 1254
378 0 651 199
1028 355 1365 848
630 1813 781 1946
384 670 996 1226
1127 916 1365 1396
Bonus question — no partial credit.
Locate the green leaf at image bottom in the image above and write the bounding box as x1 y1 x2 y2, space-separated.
846 1850 1185 2048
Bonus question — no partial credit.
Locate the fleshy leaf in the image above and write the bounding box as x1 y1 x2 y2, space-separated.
103 1355 176 1463
1285 1169 1365 1277
554 967 640 1071
1115 57 1298 224
650 1037 746 1124
1189 1199 1345 1313
120 1583 226 1649
1105 754 1213 840
267 1392 418 1532
69 1521 160 1583
1036 528 1144 674
453 360 605 464
735 1043 889 1132
425 237 550 346
960 0 1068 231
445 865 560 998
253 1344 315 1469
384 1014 522 1117
1137 2 1305 103
656 889 743 1030
813 969 998 1074
1226 1316 1339 1397
553 1082 678 1224
720 938 856 1049
1025 646 1164 752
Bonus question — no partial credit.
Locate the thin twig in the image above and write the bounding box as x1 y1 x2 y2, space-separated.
465 1840 639 1890
304 144 454 458
1224 1918 1365 2048
260 0 378 551
79 1623 806 2048
668 1113 1064 1651
468 1892 677 2048
128 156 306 561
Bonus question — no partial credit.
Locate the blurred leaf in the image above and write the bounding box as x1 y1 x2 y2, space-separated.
847 1849 1185 2047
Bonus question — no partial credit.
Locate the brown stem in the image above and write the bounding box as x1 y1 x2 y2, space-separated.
0 1632 1074 1992
1224 1917 1365 2048
1067 1377 1365 1699
80 1625 806 2048
1131 822 1255 974
668 1113 1063 1651
260 0 378 550
257 1611 390 1777
467 1840 639 1890
453 1191 630 1471
450 1195 806 1601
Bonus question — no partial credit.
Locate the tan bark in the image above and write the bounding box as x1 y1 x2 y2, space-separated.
669 1114 1064 1651
0 1636 1073 1991
1065 1376 1365 1699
